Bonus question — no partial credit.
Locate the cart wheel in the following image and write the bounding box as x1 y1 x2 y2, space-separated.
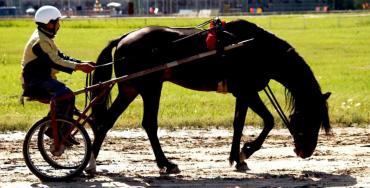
23 117 91 181
37 117 90 169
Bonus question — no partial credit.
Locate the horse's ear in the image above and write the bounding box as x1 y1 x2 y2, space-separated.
323 92 331 100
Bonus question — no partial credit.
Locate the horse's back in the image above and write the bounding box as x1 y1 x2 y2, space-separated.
116 26 199 54
113 19 293 93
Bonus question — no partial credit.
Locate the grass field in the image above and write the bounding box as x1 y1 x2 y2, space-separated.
0 13 369 131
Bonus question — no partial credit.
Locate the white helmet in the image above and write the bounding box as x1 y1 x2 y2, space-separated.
35 5 64 24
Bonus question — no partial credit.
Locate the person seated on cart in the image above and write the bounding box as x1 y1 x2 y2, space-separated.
21 5 95 144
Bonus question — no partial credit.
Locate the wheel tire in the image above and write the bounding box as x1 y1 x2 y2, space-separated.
23 117 91 181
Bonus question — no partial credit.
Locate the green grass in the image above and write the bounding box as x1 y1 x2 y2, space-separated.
0 13 369 131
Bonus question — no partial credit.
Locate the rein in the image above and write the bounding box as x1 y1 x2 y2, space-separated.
91 18 230 70
170 18 219 44
84 57 126 108
263 85 292 131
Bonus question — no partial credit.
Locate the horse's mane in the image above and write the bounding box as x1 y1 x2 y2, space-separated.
283 50 331 134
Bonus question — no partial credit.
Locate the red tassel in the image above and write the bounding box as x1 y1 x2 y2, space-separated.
206 32 216 50
205 20 226 50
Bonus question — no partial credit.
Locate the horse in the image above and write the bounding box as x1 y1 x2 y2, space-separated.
87 19 331 174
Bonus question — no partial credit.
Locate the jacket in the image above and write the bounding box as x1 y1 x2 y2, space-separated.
21 28 81 85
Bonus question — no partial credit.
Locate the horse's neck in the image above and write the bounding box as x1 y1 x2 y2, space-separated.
274 51 322 110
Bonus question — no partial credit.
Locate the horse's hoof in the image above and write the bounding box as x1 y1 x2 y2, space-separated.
235 162 250 172
169 166 181 174
229 159 235 167
159 166 181 175
84 166 96 175
84 154 96 175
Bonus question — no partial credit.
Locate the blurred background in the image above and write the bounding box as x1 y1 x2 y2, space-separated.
0 0 369 17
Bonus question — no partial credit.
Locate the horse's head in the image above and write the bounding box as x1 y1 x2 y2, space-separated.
288 92 331 158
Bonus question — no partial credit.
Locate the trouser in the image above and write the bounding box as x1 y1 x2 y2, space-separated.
42 79 75 119
24 78 75 119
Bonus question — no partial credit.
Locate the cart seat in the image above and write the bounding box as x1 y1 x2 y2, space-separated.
22 87 51 104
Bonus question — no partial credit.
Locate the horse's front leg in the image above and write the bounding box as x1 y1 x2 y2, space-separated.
240 93 274 161
140 83 180 174
229 96 250 171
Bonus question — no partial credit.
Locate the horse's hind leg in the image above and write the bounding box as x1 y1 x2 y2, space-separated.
88 86 138 173
240 93 274 161
140 82 180 174
229 96 250 171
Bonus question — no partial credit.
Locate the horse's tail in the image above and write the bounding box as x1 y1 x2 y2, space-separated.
91 37 121 122
93 37 121 83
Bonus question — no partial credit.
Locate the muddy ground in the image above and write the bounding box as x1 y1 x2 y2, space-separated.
1 126 370 187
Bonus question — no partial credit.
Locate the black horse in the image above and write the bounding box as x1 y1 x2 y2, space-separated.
88 19 331 174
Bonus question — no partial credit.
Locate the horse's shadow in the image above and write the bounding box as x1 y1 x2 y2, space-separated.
38 170 357 187
245 170 357 187
149 171 356 187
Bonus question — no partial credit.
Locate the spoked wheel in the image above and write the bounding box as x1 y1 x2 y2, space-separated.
23 117 91 181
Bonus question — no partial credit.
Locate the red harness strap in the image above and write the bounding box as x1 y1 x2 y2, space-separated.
206 20 226 50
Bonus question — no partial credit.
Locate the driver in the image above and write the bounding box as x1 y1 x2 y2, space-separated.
21 5 95 144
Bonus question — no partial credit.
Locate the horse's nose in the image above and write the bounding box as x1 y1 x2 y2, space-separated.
294 148 313 159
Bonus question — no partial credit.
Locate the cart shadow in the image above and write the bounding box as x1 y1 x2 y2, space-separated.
38 170 357 187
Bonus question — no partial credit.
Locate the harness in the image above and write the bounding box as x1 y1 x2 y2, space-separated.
206 18 226 51
206 18 230 93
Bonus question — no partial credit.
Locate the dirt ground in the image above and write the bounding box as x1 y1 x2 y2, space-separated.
1 126 370 187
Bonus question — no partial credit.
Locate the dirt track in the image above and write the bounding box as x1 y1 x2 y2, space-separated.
1 126 370 187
